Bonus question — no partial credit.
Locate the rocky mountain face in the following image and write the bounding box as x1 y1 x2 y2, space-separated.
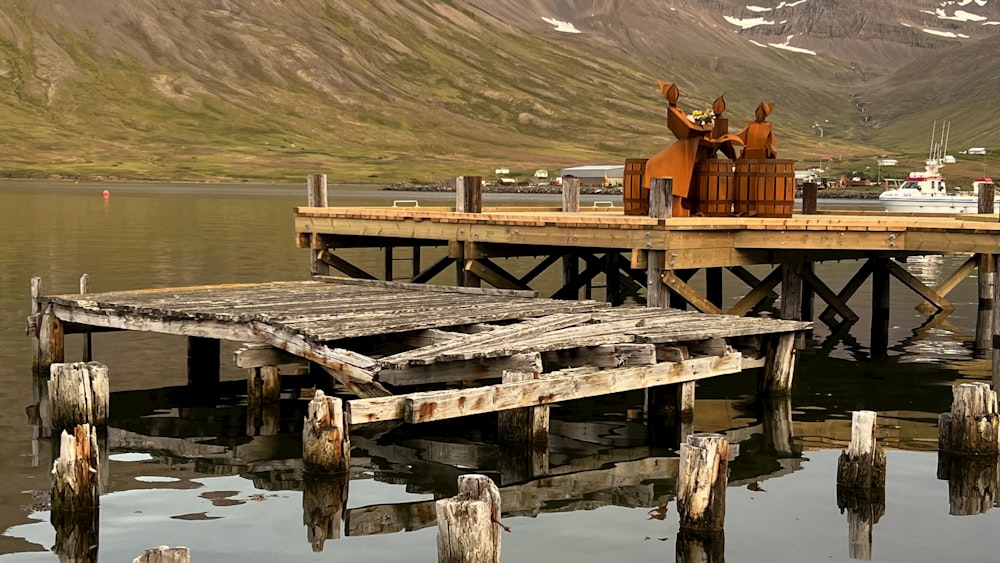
0 0 996 181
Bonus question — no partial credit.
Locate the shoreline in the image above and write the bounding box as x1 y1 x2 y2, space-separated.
383 182 883 199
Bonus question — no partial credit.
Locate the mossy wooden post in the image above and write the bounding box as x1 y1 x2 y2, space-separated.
79 274 92 362
303 390 350 474
759 332 796 395
561 176 581 299
49 362 109 431
133 546 191 563
307 173 330 276
677 433 728 533
938 382 999 455
436 474 501 563
974 254 994 358
303 472 349 552
837 411 886 489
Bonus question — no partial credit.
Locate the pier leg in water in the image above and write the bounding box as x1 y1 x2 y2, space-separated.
870 258 891 360
497 369 549 484
186 336 220 393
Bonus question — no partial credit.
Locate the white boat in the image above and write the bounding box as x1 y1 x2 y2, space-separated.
878 159 995 213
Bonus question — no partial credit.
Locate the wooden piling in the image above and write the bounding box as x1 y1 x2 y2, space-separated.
247 365 281 436
561 176 580 213
497 369 549 481
48 362 109 431
455 176 483 214
677 433 728 533
759 333 796 395
979 180 995 215
992 254 1000 387
30 277 42 373
871 258 890 360
436 474 501 563
975 254 994 358
801 182 818 215
302 390 350 474
303 473 349 552
133 546 191 563
836 411 887 489
79 274 92 362
37 304 64 377
938 382 1000 455
51 424 99 512
307 174 330 276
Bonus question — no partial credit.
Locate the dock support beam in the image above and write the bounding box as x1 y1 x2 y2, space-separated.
760 333 796 395
871 258 891 360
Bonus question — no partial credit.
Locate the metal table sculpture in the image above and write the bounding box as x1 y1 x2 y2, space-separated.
624 82 795 218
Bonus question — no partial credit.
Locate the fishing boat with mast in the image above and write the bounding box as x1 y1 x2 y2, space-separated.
879 121 995 213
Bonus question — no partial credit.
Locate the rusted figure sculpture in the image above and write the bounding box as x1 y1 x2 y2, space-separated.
626 82 794 218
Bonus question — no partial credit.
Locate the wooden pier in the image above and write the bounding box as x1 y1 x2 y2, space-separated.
295 174 1000 386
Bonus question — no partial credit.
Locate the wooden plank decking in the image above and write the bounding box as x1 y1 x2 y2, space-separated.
34 276 810 422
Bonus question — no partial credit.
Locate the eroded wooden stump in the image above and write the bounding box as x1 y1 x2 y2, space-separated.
938 382 999 455
837 411 886 489
677 433 728 533
48 362 109 432
436 474 501 563
133 546 191 563
51 424 99 512
302 390 350 474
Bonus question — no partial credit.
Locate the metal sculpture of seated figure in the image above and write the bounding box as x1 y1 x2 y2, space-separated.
644 82 742 216
737 102 778 160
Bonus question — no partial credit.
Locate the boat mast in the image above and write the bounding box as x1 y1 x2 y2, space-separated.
929 120 936 161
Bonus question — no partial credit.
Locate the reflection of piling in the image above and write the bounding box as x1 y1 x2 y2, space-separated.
302 390 350 474
676 528 725 563
133 546 191 562
937 453 998 516
303 473 349 552
974 254 994 358
247 365 281 436
436 474 502 563
938 382 999 455
760 395 795 457
677 433 728 533
835 411 886 561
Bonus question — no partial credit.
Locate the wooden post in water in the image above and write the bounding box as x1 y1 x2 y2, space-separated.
871 258 891 360
975 254 994 358
561 176 582 299
837 411 886 489
247 365 281 436
800 262 815 323
307 174 330 276
781 263 804 347
302 473 349 552
79 274 92 362
801 182 818 215
497 369 549 483
677 433 728 533
561 175 580 213
133 546 191 563
436 474 501 563
49 362 109 431
759 333 796 394
51 424 99 512
30 277 42 373
454 176 483 288
938 382 999 455
187 336 220 390
37 304 64 378
979 180 995 215
302 390 350 474
646 177 672 310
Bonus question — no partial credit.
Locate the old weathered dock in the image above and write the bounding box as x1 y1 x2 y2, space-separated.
296 174 1000 385
29 276 808 425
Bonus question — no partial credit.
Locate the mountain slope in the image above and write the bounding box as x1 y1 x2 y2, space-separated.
0 0 996 182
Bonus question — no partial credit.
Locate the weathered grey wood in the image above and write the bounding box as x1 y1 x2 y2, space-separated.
307 173 328 207
379 353 542 386
303 473 349 552
303 390 350 474
541 343 656 369
727 266 782 316
79 274 92 362
801 182 818 215
727 266 779 300
646 250 668 308
51 424 99 512
837 411 886 489
37 304 64 376
465 259 529 291
677 433 728 532
235 343 302 368
455 176 483 214
780 263 803 322
498 370 549 445
405 354 743 424
938 382 999 455
30 277 42 371
133 546 191 563
48 362 109 431
649 177 673 218
663 270 723 314
308 174 331 277
317 275 539 297
561 176 580 213
760 333 796 395
679 381 696 419
436 474 501 563
317 249 378 280
979 179 995 214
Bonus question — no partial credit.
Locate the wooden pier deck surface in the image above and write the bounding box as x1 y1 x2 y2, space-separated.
34 276 809 425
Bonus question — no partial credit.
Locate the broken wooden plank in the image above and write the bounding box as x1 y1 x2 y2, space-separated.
377 353 542 386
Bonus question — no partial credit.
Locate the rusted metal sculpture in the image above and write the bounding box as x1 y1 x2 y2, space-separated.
624 82 794 218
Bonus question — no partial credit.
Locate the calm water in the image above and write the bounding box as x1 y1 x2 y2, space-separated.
0 183 998 561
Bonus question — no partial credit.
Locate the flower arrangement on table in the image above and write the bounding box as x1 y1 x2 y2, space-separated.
689 108 715 126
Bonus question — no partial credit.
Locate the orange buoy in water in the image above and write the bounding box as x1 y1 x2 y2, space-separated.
102 189 110 198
